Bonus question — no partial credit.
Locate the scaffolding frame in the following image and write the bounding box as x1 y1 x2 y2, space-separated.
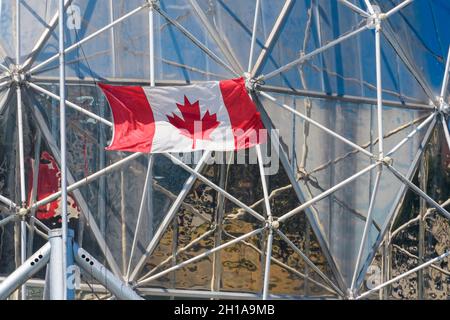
0 0 448 300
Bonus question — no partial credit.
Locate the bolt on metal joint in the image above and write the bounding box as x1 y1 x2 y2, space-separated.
146 0 159 9
266 218 280 230
10 65 27 85
380 156 393 166
17 207 28 218
244 73 264 92
366 5 384 29
244 73 257 91
346 288 358 300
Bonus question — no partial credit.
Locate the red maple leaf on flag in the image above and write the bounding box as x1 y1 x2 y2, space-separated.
167 96 221 149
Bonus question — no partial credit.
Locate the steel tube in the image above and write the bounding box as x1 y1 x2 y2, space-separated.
28 82 112 126
136 228 265 286
258 91 373 157
57 0 69 299
0 80 10 89
15 0 28 300
338 0 370 17
48 229 64 299
385 112 436 156
253 93 347 290
28 74 434 112
441 47 450 100
387 165 450 220
276 230 344 296
138 287 291 300
27 132 42 257
1 277 334 299
385 0 413 18
0 194 17 209
257 143 274 300
0 88 11 116
256 145 272 218
98 95 107 235
109 0 116 77
155 6 238 76
21 0 73 70
0 215 18 228
263 24 368 80
73 244 143 300
262 229 273 300
442 116 450 150
15 0 20 66
188 0 243 74
356 117 437 288
20 219 26 299
357 250 450 299
363 0 375 15
375 18 384 159
29 4 148 75
126 157 153 280
0 63 9 73
31 153 143 210
129 152 210 282
165 153 265 222
385 117 437 231
16 88 26 286
247 0 261 72
149 6 155 87
279 163 379 223
26 92 122 277
256 84 433 111
350 167 382 291
0 242 51 300
137 227 216 282
251 0 294 77
381 27 435 101
29 216 51 234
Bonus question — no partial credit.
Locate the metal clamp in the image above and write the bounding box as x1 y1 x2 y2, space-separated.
366 5 384 29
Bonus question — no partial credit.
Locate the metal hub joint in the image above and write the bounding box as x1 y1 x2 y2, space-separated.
346 288 358 300
146 0 159 9
266 218 280 230
381 156 394 167
366 5 384 29
244 73 263 92
10 65 26 86
17 207 28 218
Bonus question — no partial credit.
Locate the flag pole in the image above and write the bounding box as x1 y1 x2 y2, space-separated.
15 0 28 300
58 0 68 300
125 3 156 282
147 0 155 258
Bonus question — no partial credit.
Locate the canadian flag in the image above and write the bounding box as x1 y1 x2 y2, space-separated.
98 77 266 153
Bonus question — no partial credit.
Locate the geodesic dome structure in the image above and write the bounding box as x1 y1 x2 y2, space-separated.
0 0 450 300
